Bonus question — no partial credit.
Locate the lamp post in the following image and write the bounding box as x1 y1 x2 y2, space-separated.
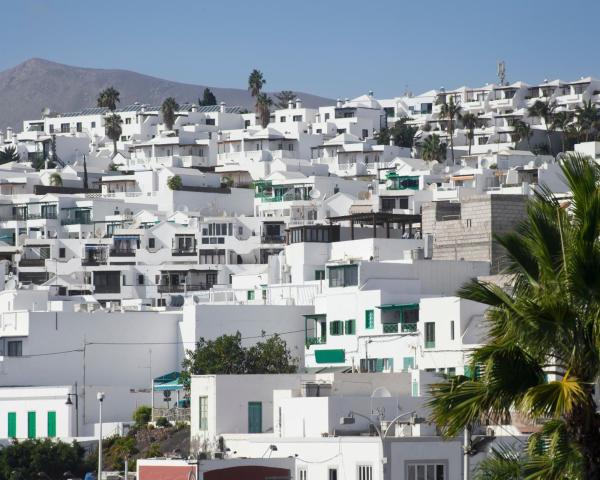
65 382 79 437
97 392 105 480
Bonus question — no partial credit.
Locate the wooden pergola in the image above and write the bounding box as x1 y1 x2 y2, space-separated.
327 212 422 239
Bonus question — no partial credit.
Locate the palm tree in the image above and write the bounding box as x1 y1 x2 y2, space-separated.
420 134 446 162
527 99 557 154
104 114 123 157
248 69 266 119
97 87 120 111
49 172 62 187
461 113 478 156
0 146 20 165
574 100 599 142
438 96 462 164
256 93 273 128
274 90 296 109
161 97 179 131
513 119 533 151
552 111 575 153
427 153 600 479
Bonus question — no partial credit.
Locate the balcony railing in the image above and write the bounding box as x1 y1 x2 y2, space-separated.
383 323 399 333
305 336 326 347
82 255 107 266
19 258 46 267
157 283 211 293
26 213 58 220
382 322 418 334
172 249 198 256
62 217 92 226
110 248 136 257
261 235 285 244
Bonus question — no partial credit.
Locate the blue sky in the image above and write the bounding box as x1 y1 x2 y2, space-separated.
2 0 600 99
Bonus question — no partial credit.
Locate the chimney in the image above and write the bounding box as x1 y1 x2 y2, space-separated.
6 127 13 142
140 104 147 113
288 99 294 109
369 90 374 97
220 102 226 113
295 98 302 109
191 104 198 112
336 98 343 108
0 131 4 144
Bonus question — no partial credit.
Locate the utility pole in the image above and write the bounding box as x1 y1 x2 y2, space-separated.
97 392 105 480
463 425 472 480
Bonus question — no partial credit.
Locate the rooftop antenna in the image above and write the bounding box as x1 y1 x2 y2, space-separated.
497 61 506 86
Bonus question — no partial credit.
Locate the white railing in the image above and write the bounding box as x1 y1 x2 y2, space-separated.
192 283 321 306
0 311 29 337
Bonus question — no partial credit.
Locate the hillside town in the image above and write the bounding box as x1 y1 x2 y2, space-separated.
2 68 600 480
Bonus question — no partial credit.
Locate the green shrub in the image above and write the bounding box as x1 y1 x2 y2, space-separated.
155 417 171 428
132 405 152 427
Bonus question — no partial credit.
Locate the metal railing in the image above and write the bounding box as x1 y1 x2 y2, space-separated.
152 407 190 423
171 249 198 256
110 248 136 257
157 283 211 293
18 258 46 267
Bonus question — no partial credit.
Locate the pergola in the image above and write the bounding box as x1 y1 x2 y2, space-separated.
327 212 422 239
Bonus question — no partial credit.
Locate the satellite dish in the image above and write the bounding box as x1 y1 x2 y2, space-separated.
385 180 394 188
41 107 51 118
309 189 321 199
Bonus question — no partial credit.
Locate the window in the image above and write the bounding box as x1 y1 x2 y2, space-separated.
358 465 373 480
138 274 144 285
76 122 82 132
7 340 22 357
328 468 338 480
248 402 262 433
293 115 302 122
329 320 344 336
360 358 393 372
425 322 436 348
47 411 56 438
328 265 358 288
403 356 415 372
199 396 208 430
407 462 446 480
59 248 66 258
125 118 132 124
7 412 16 438
344 319 356 335
365 310 374 329
450 320 455 340
412 379 419 397
91 121 96 128
60 123 69 133
280 116 286 122
28 411 36 439
49 124 55 133
247 290 255 301
314 270 325 281
447 367 456 376
148 238 155 249
381 198 396 211
298 468 307 480
362 129 368 139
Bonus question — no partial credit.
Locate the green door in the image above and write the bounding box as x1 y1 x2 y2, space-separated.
248 402 262 433
27 411 36 439
47 411 56 438
7 412 16 438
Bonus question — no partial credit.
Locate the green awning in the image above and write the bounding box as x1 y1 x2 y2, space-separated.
153 371 183 391
315 349 345 364
376 303 419 311
302 313 327 317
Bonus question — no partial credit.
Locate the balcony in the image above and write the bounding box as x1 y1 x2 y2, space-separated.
62 217 92 226
172 249 197 256
18 258 46 267
157 283 211 293
261 235 285 244
382 322 418 334
305 336 326 348
110 248 136 257
82 255 107 266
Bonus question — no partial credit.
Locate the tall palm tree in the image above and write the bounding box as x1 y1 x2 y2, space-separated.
527 99 557 154
428 153 600 479
420 134 446 162
248 69 266 119
461 112 478 156
513 119 533 151
161 97 179 131
256 93 273 128
97 87 120 111
438 97 462 164
104 114 123 157
574 100 599 142
552 111 575 153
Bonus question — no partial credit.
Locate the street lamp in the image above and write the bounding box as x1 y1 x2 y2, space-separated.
65 383 79 437
97 392 105 480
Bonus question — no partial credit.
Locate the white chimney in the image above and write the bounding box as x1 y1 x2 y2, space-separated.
0 131 4 144
295 98 302 109
336 98 343 107
191 104 198 112
288 99 294 109
6 127 13 143
140 104 147 113
220 102 226 113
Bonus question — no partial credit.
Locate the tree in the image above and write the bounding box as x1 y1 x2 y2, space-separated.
461 113 478 155
49 172 62 186
274 90 296 109
199 88 217 107
104 114 123 158
420 134 446 162
552 111 575 153
167 175 182 190
438 96 462 164
133 405 152 427
527 99 557 154
512 119 534 151
108 436 138 471
248 69 266 118
256 93 273 128
161 97 179 131
0 146 20 165
0 439 90 480
427 153 600 478
574 100 599 142
376 118 418 148
181 332 297 387
97 86 120 111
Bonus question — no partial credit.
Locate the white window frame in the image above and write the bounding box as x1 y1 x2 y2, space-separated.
357 464 373 480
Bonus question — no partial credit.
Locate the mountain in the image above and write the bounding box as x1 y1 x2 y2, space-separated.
0 58 333 130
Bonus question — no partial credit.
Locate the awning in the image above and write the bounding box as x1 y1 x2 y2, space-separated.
376 303 419 311
153 372 184 391
113 235 139 240
452 175 475 181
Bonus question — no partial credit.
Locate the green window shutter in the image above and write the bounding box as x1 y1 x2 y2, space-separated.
403 357 414 372
7 412 16 438
330 321 344 336
247 290 255 300
412 380 419 397
375 358 384 372
248 402 262 433
464 366 472 378
424 322 436 348
365 310 374 329
345 319 355 335
47 411 56 438
27 411 36 439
